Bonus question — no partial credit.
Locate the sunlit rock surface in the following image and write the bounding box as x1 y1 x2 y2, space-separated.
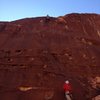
0 13 100 100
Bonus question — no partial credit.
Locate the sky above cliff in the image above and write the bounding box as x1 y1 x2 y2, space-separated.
0 0 100 21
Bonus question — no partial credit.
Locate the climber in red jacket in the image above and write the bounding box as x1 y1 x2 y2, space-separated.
63 80 72 100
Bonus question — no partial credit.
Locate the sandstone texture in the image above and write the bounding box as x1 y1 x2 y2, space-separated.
0 13 100 100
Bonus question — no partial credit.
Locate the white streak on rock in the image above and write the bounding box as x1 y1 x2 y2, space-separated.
65 25 69 30
97 30 100 37
88 19 93 25
19 86 33 91
82 25 87 34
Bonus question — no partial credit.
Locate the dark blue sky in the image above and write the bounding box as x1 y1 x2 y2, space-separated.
0 0 100 21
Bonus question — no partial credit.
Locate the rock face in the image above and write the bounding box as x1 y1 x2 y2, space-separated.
0 13 100 100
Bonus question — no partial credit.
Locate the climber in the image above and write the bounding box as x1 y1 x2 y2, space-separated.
63 80 72 100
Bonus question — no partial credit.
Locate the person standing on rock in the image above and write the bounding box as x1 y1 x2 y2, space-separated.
45 14 50 23
63 80 72 100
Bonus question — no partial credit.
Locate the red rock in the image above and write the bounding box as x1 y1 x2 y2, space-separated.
0 13 100 100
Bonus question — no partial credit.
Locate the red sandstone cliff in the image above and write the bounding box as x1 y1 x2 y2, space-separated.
0 13 100 100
